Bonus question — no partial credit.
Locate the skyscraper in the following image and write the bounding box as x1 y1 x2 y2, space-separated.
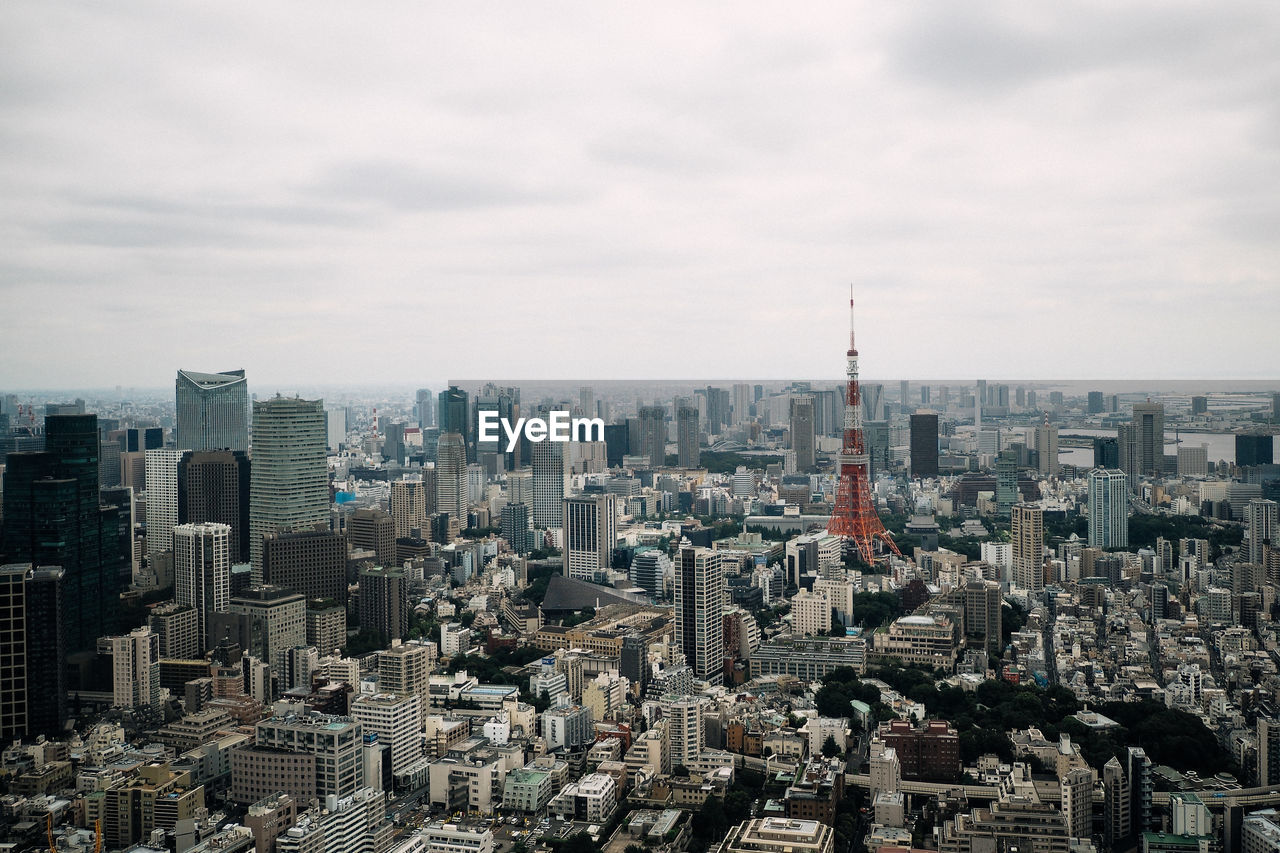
732 384 752 425
676 406 700 468
1 414 123 653
173 522 231 653
501 502 531 555
262 527 348 604
789 395 816 473
415 388 434 430
1088 469 1129 549
1246 499 1279 565
909 412 939 479
1130 402 1165 478
0 564 65 740
390 477 430 538
705 386 730 435
675 546 724 686
437 386 470 460
531 440 567 528
175 369 249 452
995 449 1019 518
563 493 617 581
1086 391 1104 414
249 397 329 576
179 449 251 563
435 432 468 526
145 448 183 560
638 406 666 468
1011 504 1044 592
1033 423 1059 475
1238 434 1275 468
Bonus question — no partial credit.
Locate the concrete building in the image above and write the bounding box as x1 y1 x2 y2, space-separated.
173 521 231 653
101 626 161 709
563 493 617 581
792 588 832 637
146 448 184 560
249 397 330 576
253 707 364 800
351 692 423 776
175 368 250 453
720 817 834 853
531 440 568 528
229 586 306 684
676 546 724 685
872 615 958 671
1011 504 1044 592
1088 468 1129 549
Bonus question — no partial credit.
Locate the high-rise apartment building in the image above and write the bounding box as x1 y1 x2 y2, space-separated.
501 502 531 555
675 546 724 686
1088 469 1129 549
358 565 410 642
178 449 250 564
2 415 123 653
1130 402 1165 478
249 397 330 576
531 440 567 528
145 448 183 560
435 432 468 526
909 413 939 479
175 369 249 452
790 395 816 474
173 522 231 654
563 494 617 581
1011 504 1044 592
390 477 430 538
0 564 65 740
676 406 700 468
101 626 161 709
1247 499 1279 565
638 406 666 468
1033 424 1059 475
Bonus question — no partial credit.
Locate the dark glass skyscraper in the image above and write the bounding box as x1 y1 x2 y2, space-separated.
1238 434 1275 468
909 412 940 479
0 564 66 740
179 450 251 563
1 415 123 653
175 369 249 452
437 386 470 460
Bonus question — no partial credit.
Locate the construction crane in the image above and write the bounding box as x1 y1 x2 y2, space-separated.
45 814 102 853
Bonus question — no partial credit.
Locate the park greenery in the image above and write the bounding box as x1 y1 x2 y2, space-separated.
817 664 1233 776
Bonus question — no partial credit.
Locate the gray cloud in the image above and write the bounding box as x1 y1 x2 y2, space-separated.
0 2 1278 388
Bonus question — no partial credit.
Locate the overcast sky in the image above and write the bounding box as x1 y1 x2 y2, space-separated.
3 2 1279 390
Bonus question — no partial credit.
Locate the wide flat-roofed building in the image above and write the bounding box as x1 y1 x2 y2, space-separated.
720 817 834 853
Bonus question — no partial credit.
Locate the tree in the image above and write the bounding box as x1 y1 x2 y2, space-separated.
822 734 841 758
560 834 599 853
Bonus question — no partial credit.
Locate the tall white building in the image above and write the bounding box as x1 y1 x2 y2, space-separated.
661 694 705 768
1246 498 1279 565
173 521 231 653
144 448 184 559
531 441 567 528
1061 768 1093 840
675 546 724 685
351 692 423 776
1088 469 1129 549
792 589 832 637
101 626 160 709
563 493 617 581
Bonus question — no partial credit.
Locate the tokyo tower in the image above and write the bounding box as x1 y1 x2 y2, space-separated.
827 291 901 562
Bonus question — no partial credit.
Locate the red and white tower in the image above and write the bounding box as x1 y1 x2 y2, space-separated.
828 291 901 562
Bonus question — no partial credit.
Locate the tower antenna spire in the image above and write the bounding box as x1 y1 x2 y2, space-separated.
829 288 901 563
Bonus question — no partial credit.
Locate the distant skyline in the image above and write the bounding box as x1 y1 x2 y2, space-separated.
3 4 1278 387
